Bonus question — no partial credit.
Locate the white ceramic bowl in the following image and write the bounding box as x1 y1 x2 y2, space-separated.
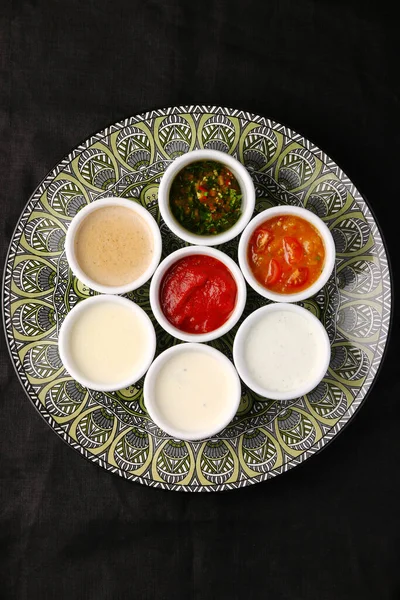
149 245 247 342
144 343 241 441
58 294 156 392
238 205 336 303
233 303 331 401
65 197 162 294
158 149 255 246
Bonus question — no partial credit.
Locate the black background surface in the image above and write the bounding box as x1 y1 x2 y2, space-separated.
1 1 399 599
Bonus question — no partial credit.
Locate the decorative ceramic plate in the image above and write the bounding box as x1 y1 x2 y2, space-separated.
2 106 392 492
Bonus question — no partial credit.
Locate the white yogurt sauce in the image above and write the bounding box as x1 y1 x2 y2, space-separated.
244 310 327 393
68 301 151 386
153 350 236 435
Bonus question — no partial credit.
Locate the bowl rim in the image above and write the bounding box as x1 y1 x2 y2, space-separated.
65 196 162 295
238 205 336 303
143 342 242 441
158 149 256 246
149 245 247 342
58 294 156 392
233 303 331 401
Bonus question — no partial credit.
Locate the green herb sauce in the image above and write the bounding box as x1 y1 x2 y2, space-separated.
169 160 242 235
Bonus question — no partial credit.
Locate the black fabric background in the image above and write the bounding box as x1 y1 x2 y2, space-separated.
1 1 399 599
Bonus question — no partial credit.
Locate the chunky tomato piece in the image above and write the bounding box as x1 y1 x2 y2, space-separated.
265 259 281 285
255 229 272 250
286 267 309 287
283 236 303 264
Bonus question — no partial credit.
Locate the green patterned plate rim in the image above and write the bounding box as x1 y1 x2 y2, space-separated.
2 105 392 492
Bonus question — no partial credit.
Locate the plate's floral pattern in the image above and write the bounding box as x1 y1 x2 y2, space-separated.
2 106 391 491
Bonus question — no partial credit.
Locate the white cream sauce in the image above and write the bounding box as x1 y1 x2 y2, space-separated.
68 301 151 386
153 350 236 434
244 310 326 393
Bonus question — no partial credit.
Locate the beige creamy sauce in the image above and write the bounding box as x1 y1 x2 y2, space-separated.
153 351 236 434
69 301 151 386
244 310 326 393
74 206 153 286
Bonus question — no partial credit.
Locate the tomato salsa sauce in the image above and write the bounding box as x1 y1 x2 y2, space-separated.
248 214 325 294
169 160 242 235
160 255 237 333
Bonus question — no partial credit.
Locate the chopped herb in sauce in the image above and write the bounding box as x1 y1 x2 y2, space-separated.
169 160 242 235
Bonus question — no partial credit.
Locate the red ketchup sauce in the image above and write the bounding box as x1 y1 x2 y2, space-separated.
159 255 237 333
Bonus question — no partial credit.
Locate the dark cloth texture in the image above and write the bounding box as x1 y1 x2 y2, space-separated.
0 1 399 599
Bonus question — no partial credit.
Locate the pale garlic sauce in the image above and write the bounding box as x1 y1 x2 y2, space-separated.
153 350 236 435
244 310 327 393
68 301 151 386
